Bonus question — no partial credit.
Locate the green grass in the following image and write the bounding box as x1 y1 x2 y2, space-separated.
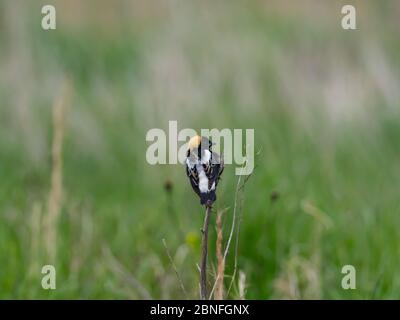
1 1 400 299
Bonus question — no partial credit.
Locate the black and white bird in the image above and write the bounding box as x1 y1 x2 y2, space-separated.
185 135 224 206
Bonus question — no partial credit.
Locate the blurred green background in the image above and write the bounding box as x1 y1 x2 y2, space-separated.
1 0 400 299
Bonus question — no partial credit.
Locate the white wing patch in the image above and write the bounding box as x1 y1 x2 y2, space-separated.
186 157 196 169
196 164 209 193
201 150 211 165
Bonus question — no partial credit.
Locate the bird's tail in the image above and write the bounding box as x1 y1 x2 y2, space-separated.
200 191 216 206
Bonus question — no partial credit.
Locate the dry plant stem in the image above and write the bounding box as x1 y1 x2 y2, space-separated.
223 168 243 262
44 82 70 262
227 168 254 296
200 204 212 300
214 211 225 300
219 157 255 297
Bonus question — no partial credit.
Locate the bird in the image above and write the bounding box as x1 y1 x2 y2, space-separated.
185 135 224 206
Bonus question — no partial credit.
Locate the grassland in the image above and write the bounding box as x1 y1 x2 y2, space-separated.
0 0 400 299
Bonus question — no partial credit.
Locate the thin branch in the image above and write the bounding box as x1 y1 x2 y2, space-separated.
227 163 255 296
214 209 225 300
208 207 229 300
223 167 243 263
200 203 212 300
224 153 257 297
238 165 256 191
227 192 244 295
162 238 188 299
206 148 260 299
207 162 244 300
44 80 70 263
208 274 220 300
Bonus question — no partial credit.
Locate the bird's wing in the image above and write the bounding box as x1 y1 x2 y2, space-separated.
207 152 224 189
186 164 201 196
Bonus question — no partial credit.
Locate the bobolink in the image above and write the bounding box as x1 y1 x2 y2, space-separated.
185 135 224 206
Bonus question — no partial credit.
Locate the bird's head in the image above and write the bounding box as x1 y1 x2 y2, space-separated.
187 135 213 159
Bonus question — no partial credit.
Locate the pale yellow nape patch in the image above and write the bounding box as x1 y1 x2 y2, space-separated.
188 135 202 151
